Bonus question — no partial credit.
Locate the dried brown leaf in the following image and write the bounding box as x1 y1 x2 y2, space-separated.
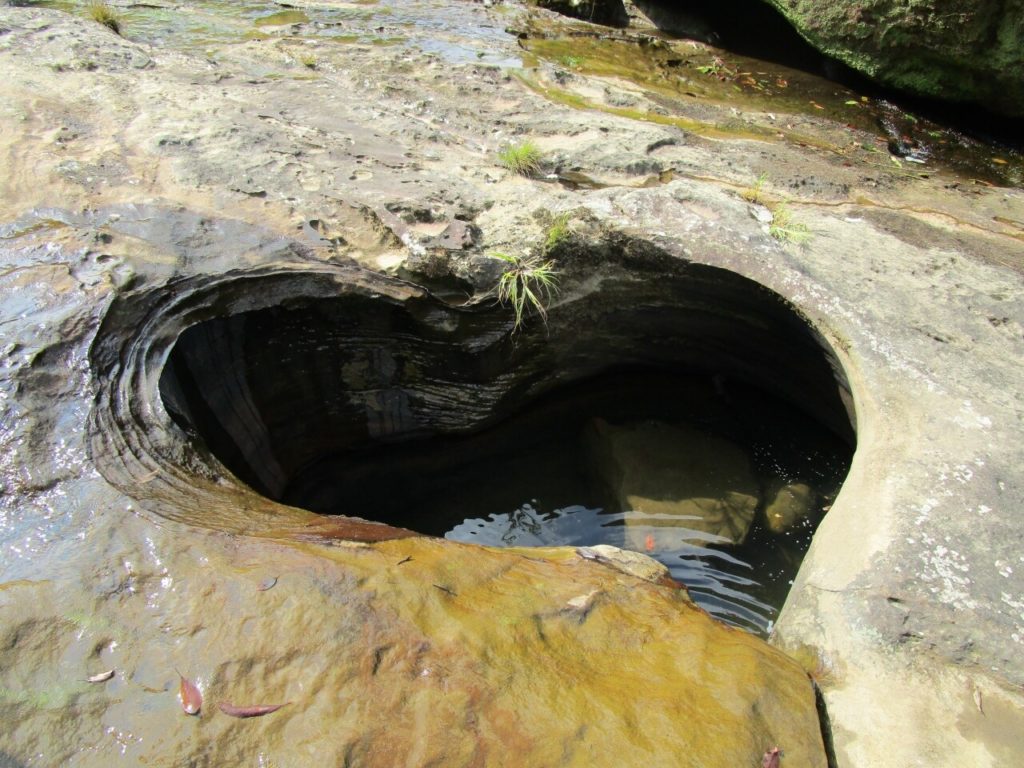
218 701 290 718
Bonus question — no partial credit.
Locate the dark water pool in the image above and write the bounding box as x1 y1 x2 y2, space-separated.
286 370 851 635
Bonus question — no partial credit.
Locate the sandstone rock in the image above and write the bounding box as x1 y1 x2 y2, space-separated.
1 3 1023 768
585 418 760 545
0 530 829 767
576 542 671 583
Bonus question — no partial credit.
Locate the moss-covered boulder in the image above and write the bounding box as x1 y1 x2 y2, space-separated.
763 0 1024 117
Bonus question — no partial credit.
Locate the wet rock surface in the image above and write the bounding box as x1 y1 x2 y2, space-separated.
615 0 1024 119
0 2 1022 766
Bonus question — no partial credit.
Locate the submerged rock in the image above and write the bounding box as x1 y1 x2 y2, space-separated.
585 419 760 545
763 481 816 534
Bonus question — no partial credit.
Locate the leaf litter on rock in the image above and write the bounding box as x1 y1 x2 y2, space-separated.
219 701 290 718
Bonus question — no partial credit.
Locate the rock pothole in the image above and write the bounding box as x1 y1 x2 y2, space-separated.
89 236 854 631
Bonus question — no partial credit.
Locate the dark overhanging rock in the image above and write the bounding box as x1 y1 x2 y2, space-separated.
87 233 855 541
533 0 631 28
580 0 1024 121
759 0 1024 119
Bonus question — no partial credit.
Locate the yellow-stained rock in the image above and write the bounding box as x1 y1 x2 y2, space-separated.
0 523 826 767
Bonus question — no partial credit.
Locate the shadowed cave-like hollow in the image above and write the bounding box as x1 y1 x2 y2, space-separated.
158 254 855 631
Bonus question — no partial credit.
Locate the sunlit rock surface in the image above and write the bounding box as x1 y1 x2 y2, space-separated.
0 534 827 766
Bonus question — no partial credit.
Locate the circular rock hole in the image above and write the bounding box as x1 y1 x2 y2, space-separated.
158 256 854 633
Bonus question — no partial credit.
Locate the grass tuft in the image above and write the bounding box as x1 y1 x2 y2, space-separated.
88 2 122 35
490 252 559 332
498 140 543 177
741 172 769 204
768 203 811 244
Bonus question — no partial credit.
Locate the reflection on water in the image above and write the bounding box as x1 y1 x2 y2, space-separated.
447 504 778 633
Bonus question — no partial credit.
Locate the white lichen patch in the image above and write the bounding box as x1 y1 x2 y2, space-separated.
913 498 940 526
954 400 994 430
1000 593 1024 645
919 543 977 610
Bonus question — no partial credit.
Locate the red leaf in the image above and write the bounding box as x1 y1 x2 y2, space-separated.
219 701 290 718
178 673 202 715
762 746 782 768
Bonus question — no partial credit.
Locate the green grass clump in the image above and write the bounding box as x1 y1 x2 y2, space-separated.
498 140 544 177
769 203 811 244
88 2 122 35
491 252 559 332
741 172 769 204
543 212 573 253
299 52 318 69
741 173 811 244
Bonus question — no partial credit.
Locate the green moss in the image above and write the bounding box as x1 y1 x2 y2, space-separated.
543 212 573 253
254 10 309 27
515 72 777 143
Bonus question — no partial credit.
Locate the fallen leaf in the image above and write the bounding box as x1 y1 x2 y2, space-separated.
257 576 278 591
762 746 783 768
219 701 290 718
178 672 202 715
87 670 114 683
993 158 1008 165
566 590 599 610
644 534 655 552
